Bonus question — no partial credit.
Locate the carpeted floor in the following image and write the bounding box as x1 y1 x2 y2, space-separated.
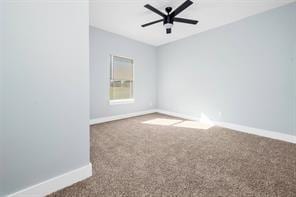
49 113 296 197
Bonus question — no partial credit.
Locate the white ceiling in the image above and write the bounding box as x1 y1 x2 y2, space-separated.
90 0 295 46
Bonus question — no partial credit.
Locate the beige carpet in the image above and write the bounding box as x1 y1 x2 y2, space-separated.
49 113 296 197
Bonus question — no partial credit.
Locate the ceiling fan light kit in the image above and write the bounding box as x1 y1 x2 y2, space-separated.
141 0 198 34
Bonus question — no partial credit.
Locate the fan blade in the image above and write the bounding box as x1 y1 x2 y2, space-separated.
171 0 193 17
141 19 163 27
144 4 166 17
166 28 172 34
174 17 198 24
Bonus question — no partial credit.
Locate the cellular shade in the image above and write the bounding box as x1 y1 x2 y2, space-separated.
112 56 133 81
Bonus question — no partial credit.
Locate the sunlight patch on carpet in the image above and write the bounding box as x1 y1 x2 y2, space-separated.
174 121 213 130
142 118 183 126
142 118 213 130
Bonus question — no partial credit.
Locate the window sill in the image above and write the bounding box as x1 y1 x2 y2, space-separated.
109 99 135 105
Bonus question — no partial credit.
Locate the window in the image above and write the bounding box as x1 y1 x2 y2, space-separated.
110 55 134 104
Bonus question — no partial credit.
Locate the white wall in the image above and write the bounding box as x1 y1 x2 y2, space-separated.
90 27 157 119
2 1 90 195
157 3 296 135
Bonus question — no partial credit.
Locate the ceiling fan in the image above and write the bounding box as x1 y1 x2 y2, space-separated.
141 0 198 34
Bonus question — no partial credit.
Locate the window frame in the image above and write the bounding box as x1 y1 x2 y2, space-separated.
109 54 135 105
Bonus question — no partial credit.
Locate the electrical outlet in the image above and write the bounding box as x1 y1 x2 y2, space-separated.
218 112 222 117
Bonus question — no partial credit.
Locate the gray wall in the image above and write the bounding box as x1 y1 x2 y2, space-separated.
90 27 157 119
293 34 296 134
157 3 296 135
0 1 4 195
1 1 90 195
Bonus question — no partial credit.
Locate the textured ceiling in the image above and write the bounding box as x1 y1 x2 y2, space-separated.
90 0 295 46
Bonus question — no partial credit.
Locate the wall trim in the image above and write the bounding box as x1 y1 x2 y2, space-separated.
156 109 296 144
90 109 157 125
6 110 295 196
214 121 296 144
90 109 295 143
8 163 92 197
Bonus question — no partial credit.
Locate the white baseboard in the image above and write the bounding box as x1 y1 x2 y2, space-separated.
6 110 294 196
8 163 92 197
90 109 157 125
89 109 296 144
157 109 296 144
214 121 296 144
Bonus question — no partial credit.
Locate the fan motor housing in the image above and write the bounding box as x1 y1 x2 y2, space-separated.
164 15 173 25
